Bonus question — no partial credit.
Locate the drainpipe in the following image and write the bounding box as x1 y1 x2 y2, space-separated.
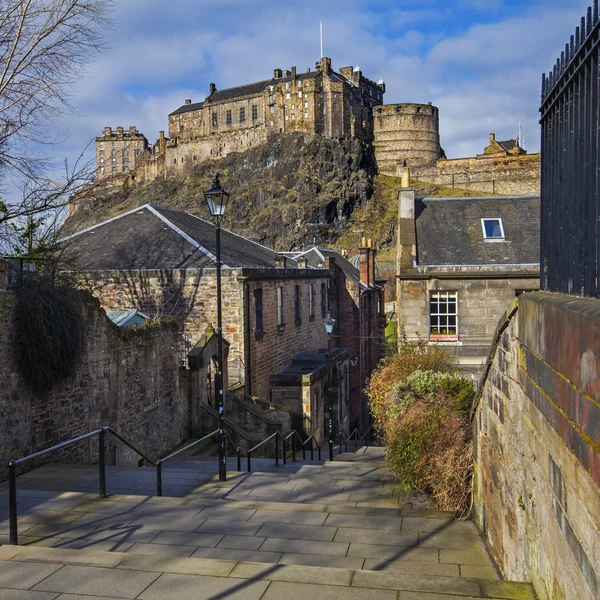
244 282 252 396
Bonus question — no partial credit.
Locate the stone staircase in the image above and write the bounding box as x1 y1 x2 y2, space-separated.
0 446 536 599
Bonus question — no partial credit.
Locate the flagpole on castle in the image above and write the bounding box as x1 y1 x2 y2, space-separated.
320 21 323 58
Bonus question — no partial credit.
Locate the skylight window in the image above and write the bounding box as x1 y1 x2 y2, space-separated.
482 218 505 240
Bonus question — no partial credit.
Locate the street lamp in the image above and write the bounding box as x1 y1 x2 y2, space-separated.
323 312 336 461
204 174 230 482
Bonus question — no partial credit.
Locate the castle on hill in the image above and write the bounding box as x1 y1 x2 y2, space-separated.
94 55 540 197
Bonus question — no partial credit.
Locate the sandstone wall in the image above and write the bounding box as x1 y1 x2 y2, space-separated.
410 154 541 196
473 292 600 600
373 103 441 174
0 289 187 478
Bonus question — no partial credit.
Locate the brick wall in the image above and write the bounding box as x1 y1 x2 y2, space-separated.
473 292 600 600
0 289 187 478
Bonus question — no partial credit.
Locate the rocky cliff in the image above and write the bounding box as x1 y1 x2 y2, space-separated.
64 133 492 259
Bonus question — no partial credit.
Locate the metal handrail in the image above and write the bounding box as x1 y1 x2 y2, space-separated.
338 426 375 454
247 431 287 472
7 426 156 546
224 431 242 472
156 429 219 495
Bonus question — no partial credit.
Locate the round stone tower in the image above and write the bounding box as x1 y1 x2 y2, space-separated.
373 103 441 176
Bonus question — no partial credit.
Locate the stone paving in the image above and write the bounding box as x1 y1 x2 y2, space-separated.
0 447 536 599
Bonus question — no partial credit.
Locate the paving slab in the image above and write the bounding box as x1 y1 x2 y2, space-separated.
117 554 236 577
257 522 337 542
32 564 160 598
347 543 439 562
216 534 265 550
138 572 270 600
460 565 500 580
261 581 398 600
190 546 283 563
324 513 402 530
126 543 196 558
363 558 459 577
249 509 328 525
418 533 486 552
0 559 63 590
334 527 418 547
440 549 495 567
148 530 223 547
194 519 262 536
0 590 60 599
13 546 125 567
260 537 349 556
279 553 365 570
230 561 353 586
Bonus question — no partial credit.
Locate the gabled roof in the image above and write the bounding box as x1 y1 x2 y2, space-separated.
60 205 296 271
283 247 361 282
208 79 271 103
414 195 540 267
169 101 204 116
497 139 518 152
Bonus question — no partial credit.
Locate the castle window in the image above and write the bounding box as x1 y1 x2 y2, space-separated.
226 110 232 126
482 218 505 240
99 150 103 156
269 95 274 102
100 167 104 173
285 82 290 89
285 115 289 121
100 158 104 163
298 80 302 87
350 92 353 101
304 112 308 118
270 120 274 126
309 283 315 318
123 149 128 156
270 106 274 114
239 107 246 122
286 92 290 100
124 166 128 171
298 91 302 98
112 141 115 147
269 85 274 91
291 114 295 120
252 105 258 120
304 101 308 108
291 103 295 109
99 142 104 148
212 112 218 127
112 167 116 173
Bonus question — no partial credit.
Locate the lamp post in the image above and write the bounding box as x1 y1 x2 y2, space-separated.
323 311 335 461
203 174 230 482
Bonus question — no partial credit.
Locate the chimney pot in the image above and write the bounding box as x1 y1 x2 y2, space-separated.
275 254 287 268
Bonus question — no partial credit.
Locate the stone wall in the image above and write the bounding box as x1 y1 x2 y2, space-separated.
0 288 187 478
473 292 600 600
398 274 539 380
410 154 541 196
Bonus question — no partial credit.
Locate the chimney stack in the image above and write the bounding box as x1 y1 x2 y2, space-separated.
159 130 166 153
489 132 496 144
291 66 297 79
359 238 371 288
283 69 291 77
368 240 376 287
185 99 191 105
209 83 216 95
401 166 410 188
274 68 283 78
298 256 308 268
275 254 287 268
103 126 112 136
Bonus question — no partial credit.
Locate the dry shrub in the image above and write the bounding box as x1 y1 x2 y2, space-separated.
367 339 474 516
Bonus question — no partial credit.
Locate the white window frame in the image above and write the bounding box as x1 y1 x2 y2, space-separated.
429 291 458 337
481 218 505 240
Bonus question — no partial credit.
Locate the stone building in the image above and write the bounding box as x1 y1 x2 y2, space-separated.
167 57 384 157
95 126 149 180
396 189 540 381
59 204 351 442
282 244 386 433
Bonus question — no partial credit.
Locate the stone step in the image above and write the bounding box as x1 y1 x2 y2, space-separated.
0 544 536 599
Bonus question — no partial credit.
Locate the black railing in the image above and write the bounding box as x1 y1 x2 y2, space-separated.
0 256 57 289
540 1 600 296
246 430 323 471
7 426 156 546
338 425 375 454
247 432 287 472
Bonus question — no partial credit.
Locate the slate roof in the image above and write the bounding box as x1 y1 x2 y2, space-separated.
283 247 362 282
60 205 296 271
208 79 271 103
497 139 518 152
169 101 204 116
414 196 540 267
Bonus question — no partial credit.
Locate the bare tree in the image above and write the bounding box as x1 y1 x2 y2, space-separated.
0 0 113 234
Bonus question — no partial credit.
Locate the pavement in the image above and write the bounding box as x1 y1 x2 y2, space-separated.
0 446 536 599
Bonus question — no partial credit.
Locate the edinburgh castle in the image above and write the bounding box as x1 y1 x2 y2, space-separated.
95 56 540 196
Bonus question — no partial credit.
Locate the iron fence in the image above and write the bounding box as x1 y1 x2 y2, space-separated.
0 256 56 290
540 1 600 296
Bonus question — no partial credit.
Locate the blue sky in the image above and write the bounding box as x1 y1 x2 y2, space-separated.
46 0 591 171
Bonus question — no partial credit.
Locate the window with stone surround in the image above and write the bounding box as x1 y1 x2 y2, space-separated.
277 287 284 329
294 285 301 325
239 107 245 123
226 110 232 126
252 105 258 120
429 291 458 339
286 92 291 100
212 112 218 128
254 288 264 332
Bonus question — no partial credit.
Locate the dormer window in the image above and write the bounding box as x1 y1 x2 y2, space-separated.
482 218 505 240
